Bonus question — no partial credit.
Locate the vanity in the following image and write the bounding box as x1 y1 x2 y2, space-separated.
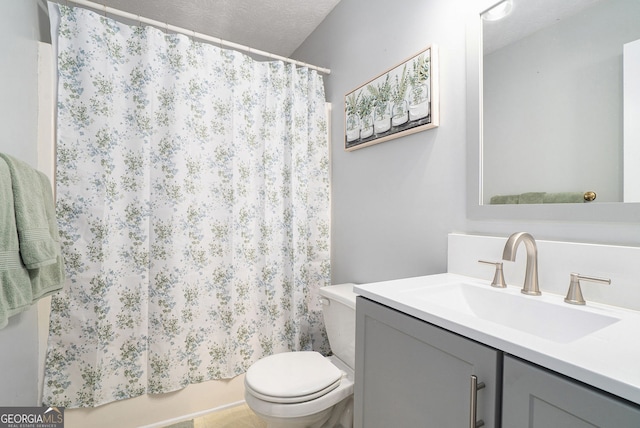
353 233 640 427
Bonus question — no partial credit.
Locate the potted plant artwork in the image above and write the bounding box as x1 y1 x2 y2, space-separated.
344 44 438 151
391 64 409 128
357 94 375 140
345 92 361 143
369 74 392 136
408 53 430 123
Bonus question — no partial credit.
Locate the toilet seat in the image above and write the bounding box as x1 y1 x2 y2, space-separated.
245 351 343 404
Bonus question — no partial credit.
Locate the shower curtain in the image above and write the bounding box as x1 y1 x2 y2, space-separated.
44 3 330 408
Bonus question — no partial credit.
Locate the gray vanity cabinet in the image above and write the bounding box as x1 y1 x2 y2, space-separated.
502 356 640 427
354 297 501 428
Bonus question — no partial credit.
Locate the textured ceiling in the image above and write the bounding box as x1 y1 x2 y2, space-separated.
97 0 342 57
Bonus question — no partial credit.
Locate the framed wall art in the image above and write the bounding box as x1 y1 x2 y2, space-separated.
344 44 439 151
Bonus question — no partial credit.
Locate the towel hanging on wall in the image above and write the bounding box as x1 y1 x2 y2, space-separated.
0 153 65 329
489 191 596 205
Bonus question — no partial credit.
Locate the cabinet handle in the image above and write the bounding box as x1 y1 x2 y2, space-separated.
470 375 485 428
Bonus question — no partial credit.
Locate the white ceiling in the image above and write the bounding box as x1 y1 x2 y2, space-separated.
97 0 342 57
483 0 604 54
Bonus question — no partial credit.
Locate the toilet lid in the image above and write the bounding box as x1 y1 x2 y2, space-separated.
245 351 343 404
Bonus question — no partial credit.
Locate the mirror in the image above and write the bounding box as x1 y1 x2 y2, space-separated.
466 0 640 222
483 0 640 205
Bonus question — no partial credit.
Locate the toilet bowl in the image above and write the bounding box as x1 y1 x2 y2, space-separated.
244 283 357 428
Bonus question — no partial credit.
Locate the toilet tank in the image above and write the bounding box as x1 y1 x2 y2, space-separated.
319 283 357 369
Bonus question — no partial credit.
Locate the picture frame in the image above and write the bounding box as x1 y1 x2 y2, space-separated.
344 44 439 151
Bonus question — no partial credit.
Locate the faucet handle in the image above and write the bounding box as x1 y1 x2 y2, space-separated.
564 272 611 305
478 260 507 288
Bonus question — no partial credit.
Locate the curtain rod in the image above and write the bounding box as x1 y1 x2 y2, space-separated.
58 0 331 75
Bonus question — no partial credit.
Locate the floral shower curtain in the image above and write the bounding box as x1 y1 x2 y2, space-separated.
44 3 330 408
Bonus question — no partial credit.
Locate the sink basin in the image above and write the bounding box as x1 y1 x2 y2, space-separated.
410 282 620 343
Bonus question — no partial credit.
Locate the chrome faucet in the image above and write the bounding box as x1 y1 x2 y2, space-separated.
502 232 541 295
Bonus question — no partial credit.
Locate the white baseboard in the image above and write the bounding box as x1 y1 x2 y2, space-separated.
138 400 246 428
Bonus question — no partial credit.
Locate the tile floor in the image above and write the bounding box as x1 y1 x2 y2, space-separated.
165 403 266 428
194 404 266 428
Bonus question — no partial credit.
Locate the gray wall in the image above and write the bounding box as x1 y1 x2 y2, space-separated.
295 0 640 287
295 0 471 284
0 0 44 405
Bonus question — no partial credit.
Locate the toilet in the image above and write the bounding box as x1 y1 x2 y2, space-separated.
244 283 357 428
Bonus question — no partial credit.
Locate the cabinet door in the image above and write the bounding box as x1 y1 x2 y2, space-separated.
503 355 640 427
354 297 500 428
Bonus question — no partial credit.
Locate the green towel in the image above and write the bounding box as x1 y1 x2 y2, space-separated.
0 153 57 269
518 192 545 204
28 171 65 301
0 157 34 329
489 194 520 204
543 192 584 203
491 191 586 205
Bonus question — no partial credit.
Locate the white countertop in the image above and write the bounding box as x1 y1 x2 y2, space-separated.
354 273 640 406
